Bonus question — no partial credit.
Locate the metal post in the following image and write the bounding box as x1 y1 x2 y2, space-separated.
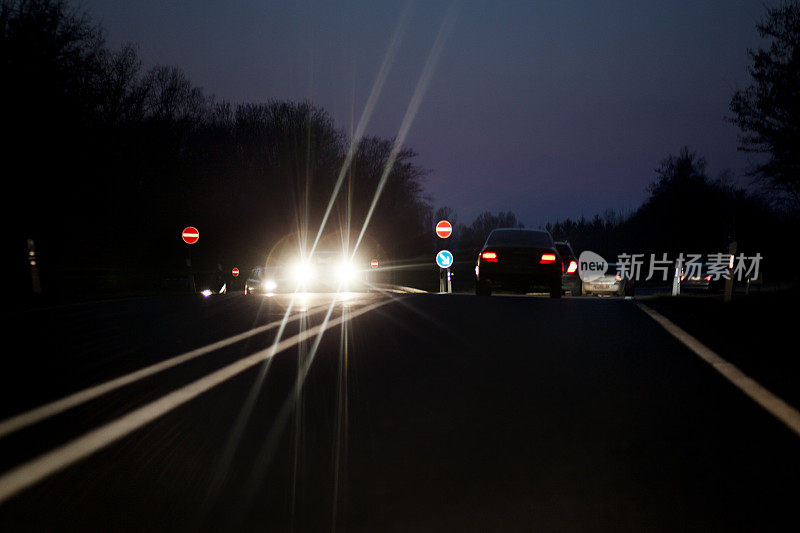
186 246 195 293
446 267 452 293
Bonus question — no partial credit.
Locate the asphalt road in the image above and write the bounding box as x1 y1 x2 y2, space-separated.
0 291 798 531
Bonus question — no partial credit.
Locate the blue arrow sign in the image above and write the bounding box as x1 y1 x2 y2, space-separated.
436 250 454 269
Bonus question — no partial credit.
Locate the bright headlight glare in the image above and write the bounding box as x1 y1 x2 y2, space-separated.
263 279 277 291
337 262 356 282
293 262 313 282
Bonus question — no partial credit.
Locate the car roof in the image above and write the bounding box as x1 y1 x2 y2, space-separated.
491 227 548 233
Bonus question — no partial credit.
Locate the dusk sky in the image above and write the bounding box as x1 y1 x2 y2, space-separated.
83 0 772 228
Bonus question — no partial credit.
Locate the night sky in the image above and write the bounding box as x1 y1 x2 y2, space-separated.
83 0 771 227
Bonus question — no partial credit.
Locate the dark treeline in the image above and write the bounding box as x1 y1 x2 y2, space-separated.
440 0 800 286
5 0 799 298
545 148 790 266
441 147 796 287
3 0 431 298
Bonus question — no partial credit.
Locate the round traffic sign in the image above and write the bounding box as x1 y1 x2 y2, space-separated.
435 220 452 239
371 259 379 269
436 250 454 269
182 226 199 245
232 267 239 277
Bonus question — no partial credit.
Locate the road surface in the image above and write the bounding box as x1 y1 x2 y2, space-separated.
0 291 797 531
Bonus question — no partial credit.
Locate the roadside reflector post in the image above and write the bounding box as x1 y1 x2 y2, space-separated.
724 241 737 303
27 238 42 295
672 256 682 296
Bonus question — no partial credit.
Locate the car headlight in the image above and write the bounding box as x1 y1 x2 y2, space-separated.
263 279 277 291
201 289 212 297
336 262 356 282
292 262 313 283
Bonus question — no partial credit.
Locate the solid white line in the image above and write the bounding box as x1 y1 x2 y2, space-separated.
637 303 800 438
0 298 393 504
0 303 331 439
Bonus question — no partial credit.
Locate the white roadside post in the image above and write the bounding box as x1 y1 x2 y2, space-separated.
672 255 683 296
27 238 41 295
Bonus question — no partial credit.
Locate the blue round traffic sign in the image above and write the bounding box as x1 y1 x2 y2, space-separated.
436 250 454 269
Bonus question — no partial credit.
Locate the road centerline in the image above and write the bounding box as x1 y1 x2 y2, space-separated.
0 302 333 440
0 297 394 505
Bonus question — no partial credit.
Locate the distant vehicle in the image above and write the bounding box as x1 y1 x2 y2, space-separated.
303 250 365 291
555 241 581 296
244 265 285 295
475 228 562 298
679 264 726 293
581 263 634 297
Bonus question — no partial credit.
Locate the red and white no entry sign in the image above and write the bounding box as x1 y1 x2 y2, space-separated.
181 226 199 245
232 267 239 277
435 220 452 239
371 259 379 269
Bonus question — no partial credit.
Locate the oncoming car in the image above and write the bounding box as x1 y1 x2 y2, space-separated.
475 228 563 298
679 264 726 293
293 250 365 291
581 263 635 297
247 251 367 294
244 266 284 295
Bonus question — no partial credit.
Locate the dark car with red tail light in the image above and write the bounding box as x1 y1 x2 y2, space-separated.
475 228 562 298
555 241 581 296
679 263 726 293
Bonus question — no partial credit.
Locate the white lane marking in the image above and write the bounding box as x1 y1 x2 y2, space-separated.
0 298 393 504
372 283 427 294
637 303 800 438
0 303 332 439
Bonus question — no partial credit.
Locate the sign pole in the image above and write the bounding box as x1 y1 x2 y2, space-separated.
435 221 453 293
435 250 454 294
181 227 199 292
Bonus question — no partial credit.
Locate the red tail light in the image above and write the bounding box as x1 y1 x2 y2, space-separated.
705 275 712 281
481 251 498 262
567 260 578 273
615 273 622 281
540 253 557 264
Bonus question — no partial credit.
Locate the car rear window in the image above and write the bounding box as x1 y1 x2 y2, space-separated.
555 243 573 258
486 229 553 248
